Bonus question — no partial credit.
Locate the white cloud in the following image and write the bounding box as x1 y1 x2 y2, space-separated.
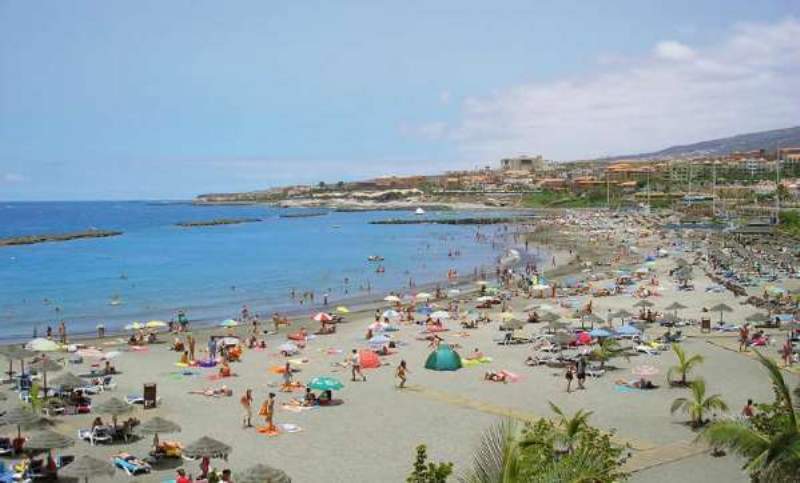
654 41 696 61
439 90 452 105
1 173 25 183
434 18 800 161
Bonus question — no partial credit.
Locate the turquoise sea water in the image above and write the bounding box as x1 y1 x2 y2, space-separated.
0 202 513 340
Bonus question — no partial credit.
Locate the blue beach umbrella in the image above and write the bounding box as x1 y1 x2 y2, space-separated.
589 328 612 338
417 307 433 315
368 334 391 346
615 324 640 336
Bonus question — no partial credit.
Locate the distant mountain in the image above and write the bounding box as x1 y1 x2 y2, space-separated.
604 126 800 161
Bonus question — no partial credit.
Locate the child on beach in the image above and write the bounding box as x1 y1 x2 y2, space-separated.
349 349 366 382
565 364 575 393
258 393 276 433
396 360 409 388
240 389 253 428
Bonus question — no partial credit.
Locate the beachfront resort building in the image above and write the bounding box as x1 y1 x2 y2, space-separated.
500 155 550 172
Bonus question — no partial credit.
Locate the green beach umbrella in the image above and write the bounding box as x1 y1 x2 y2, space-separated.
220 319 239 327
424 345 462 371
307 376 344 391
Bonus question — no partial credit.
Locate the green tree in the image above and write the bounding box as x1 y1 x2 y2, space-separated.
591 337 632 369
666 343 704 386
408 444 453 483
547 402 593 453
670 378 728 428
460 408 628 482
460 418 522 483
702 351 800 482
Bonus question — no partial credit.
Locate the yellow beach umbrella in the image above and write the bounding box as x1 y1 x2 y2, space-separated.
146 320 167 328
335 306 350 314
500 312 516 321
124 322 143 331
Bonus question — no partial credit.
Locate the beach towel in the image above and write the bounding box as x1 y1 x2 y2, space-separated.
130 346 149 352
461 356 493 368
281 404 318 413
288 358 309 365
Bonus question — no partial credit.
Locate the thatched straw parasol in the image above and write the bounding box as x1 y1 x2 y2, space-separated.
745 312 770 323
709 303 734 323
138 416 181 450
632 300 654 308
95 396 133 427
581 313 605 329
183 436 232 459
0 346 36 379
235 463 292 483
29 357 63 392
25 429 74 450
50 372 85 391
0 404 42 439
60 455 116 482
664 302 688 311
499 320 524 331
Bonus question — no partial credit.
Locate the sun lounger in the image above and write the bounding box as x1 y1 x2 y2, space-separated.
113 454 151 476
78 426 113 446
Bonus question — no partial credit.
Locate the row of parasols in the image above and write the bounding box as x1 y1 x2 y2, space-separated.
0 401 290 482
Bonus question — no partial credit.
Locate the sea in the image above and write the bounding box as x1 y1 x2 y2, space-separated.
0 202 520 341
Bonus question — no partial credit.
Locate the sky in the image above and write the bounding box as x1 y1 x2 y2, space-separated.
1 1 799 200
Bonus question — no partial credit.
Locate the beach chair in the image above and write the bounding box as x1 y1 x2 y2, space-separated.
113 454 151 476
78 426 112 446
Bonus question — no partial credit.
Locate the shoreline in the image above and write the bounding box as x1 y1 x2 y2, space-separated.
1 240 572 348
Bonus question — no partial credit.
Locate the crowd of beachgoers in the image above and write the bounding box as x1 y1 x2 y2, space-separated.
0 209 798 481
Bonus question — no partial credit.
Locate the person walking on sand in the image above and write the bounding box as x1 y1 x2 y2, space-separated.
187 335 196 361
240 389 253 428
738 324 750 352
349 349 366 382
576 355 587 390
565 364 575 393
396 360 409 389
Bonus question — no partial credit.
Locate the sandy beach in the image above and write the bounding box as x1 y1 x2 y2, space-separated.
1 211 798 482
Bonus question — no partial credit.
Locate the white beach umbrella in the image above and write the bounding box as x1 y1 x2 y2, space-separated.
26 338 60 352
430 311 450 320
415 292 432 300
382 309 400 319
383 295 401 303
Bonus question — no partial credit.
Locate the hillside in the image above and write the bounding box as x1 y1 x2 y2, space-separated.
608 126 800 160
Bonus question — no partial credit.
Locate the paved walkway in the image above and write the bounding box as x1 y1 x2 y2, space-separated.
402 383 709 472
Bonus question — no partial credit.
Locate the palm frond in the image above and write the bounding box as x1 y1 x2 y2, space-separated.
459 418 520 483
754 350 796 426
703 420 770 459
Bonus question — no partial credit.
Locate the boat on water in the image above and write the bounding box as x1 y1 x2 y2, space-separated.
367 255 385 262
415 207 425 215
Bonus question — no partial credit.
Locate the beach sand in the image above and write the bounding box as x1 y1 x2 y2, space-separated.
2 218 797 482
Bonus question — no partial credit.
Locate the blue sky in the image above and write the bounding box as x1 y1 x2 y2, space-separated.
1 1 799 200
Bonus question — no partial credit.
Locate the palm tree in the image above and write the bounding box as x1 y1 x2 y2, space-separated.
671 378 728 428
666 343 704 386
459 418 522 483
591 337 631 369
702 351 800 482
547 402 593 453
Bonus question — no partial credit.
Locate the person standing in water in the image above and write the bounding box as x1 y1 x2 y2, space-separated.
396 360 409 389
